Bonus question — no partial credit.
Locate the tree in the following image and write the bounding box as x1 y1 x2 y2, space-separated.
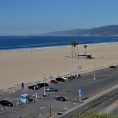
70 40 78 57
84 45 87 54
70 40 74 58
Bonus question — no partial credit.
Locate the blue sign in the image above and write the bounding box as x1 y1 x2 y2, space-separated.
78 88 82 94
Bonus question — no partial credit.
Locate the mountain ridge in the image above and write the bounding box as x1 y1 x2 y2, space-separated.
39 25 118 36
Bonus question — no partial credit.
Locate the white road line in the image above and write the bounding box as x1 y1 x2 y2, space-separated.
73 113 77 116
101 103 104 105
64 107 68 109
40 107 46 109
73 103 77 105
110 98 113 100
104 97 106 100
95 102 98 104
85 107 88 109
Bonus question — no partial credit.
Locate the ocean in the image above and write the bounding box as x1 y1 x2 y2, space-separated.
0 36 118 51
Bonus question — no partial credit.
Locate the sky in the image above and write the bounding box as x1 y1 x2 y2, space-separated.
0 0 118 36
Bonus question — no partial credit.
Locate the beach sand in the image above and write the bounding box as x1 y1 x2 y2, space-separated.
0 43 118 88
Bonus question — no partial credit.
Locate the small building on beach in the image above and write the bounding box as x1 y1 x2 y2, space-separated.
77 54 93 59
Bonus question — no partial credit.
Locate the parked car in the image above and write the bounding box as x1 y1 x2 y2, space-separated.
55 96 67 101
45 88 58 92
63 77 68 80
0 100 13 107
55 78 65 82
50 80 58 84
40 83 49 87
109 66 116 68
82 97 89 100
28 84 40 90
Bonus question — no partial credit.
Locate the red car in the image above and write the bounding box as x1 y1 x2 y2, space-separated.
50 80 58 84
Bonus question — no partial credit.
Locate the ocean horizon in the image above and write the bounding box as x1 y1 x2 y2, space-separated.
0 36 118 51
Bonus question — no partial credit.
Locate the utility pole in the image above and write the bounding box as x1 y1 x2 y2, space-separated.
94 63 96 80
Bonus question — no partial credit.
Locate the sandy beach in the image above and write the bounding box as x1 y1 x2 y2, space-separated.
0 43 118 89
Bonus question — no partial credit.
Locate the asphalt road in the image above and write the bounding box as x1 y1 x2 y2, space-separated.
0 66 118 118
59 88 118 118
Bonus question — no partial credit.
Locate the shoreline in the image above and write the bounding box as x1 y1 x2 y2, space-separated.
0 41 118 52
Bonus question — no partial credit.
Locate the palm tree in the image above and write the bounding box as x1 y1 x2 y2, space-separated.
70 40 79 57
76 41 79 56
84 45 87 54
70 40 74 58
73 41 76 57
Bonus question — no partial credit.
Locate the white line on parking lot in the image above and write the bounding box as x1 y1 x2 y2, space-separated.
40 107 46 109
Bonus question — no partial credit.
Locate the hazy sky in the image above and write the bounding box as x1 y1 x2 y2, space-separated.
0 0 118 36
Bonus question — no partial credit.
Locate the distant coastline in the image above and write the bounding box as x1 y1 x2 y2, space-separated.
39 25 118 36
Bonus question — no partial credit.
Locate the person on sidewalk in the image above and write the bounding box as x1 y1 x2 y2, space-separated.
21 83 24 90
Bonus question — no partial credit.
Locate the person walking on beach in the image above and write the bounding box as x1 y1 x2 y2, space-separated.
21 83 24 90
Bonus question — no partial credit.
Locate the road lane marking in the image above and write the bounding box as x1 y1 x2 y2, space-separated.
73 103 77 105
104 97 106 100
85 107 88 109
110 98 113 100
73 113 77 116
95 102 98 104
64 107 68 109
101 103 104 105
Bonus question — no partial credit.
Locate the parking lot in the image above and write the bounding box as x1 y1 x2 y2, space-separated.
0 66 118 118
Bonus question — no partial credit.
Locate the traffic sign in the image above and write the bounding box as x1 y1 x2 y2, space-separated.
49 104 53 108
78 88 82 94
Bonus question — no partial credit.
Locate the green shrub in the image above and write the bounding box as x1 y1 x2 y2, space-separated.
73 109 118 118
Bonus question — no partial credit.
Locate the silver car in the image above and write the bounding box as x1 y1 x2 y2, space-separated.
45 88 58 92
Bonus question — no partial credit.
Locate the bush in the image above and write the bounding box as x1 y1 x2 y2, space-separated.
73 109 118 118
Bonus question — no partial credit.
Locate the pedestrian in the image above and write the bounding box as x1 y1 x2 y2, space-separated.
21 83 24 90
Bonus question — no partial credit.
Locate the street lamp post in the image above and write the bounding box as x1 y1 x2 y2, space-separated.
38 69 46 96
94 63 96 80
43 72 46 96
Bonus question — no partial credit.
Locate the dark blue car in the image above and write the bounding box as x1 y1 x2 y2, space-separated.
55 96 67 101
0 100 13 107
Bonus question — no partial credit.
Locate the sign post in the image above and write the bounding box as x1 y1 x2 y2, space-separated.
49 104 52 117
78 88 82 100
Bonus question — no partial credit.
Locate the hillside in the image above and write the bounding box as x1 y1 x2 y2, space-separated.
39 25 118 36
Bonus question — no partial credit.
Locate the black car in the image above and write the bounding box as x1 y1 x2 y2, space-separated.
55 78 65 82
45 88 58 92
28 84 40 90
0 100 13 107
55 97 67 101
109 66 116 68
39 83 49 87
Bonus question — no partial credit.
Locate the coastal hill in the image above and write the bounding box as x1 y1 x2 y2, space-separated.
39 25 118 36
